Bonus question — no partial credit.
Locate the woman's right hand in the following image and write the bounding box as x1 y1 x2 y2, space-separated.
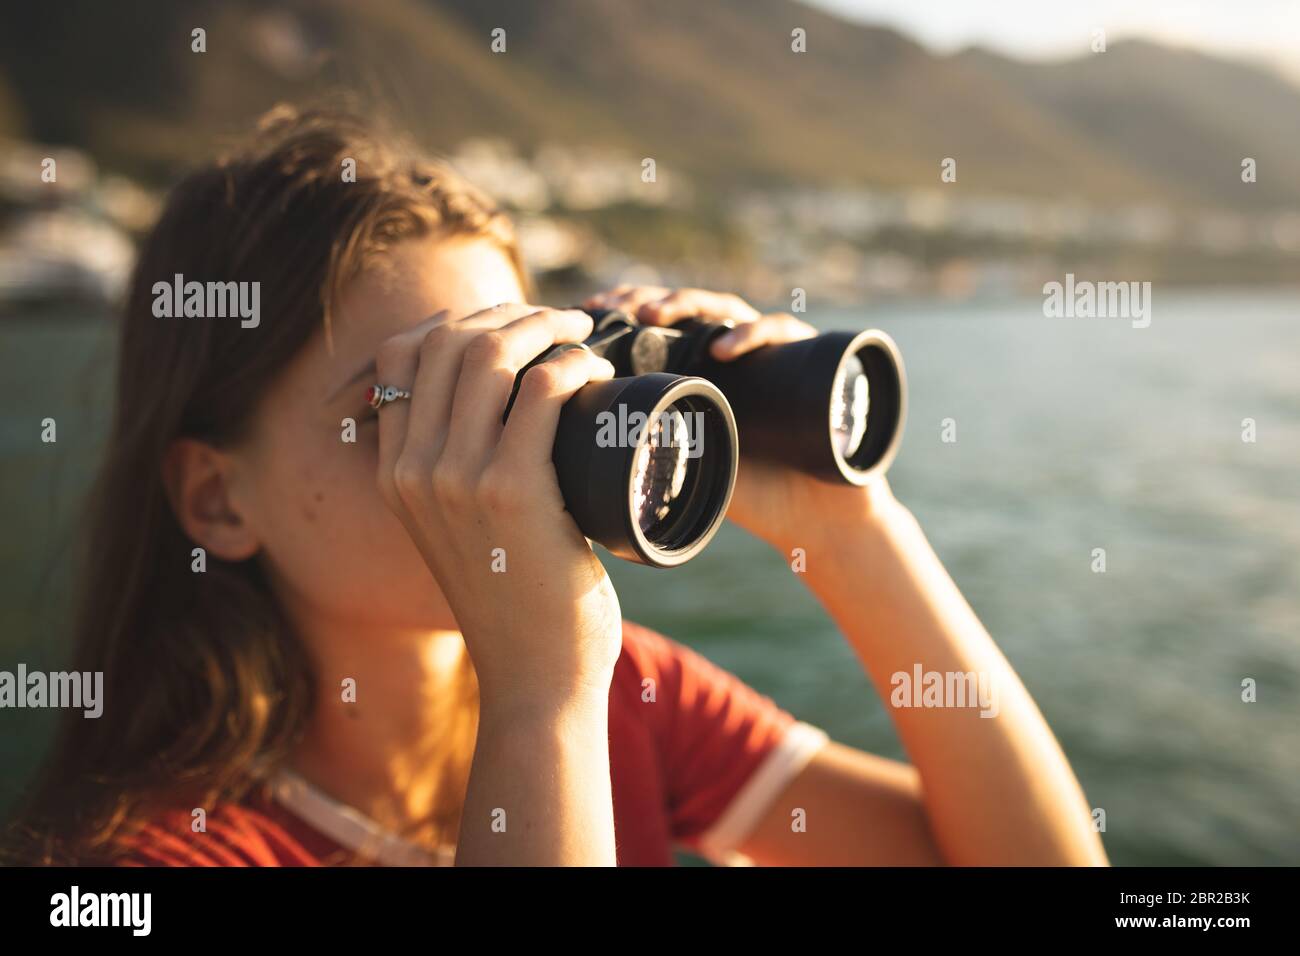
373 304 624 711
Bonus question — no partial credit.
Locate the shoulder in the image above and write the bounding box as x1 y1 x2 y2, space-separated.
614 617 747 689
610 619 830 861
614 618 687 685
612 618 800 733
610 618 721 729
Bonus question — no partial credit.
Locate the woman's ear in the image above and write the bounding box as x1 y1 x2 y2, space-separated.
161 438 261 562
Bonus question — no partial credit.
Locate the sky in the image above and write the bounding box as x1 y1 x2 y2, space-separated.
802 0 1300 82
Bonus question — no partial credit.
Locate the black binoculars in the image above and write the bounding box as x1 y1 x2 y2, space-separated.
506 308 906 568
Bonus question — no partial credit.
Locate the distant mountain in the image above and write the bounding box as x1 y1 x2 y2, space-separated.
434 0 1173 201
956 41 1300 210
0 0 1296 212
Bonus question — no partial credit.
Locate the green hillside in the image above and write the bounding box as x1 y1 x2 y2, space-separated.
0 0 1296 210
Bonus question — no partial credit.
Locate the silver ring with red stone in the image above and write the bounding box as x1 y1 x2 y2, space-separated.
365 384 412 410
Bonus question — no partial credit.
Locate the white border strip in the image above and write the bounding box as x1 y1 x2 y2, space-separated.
696 721 830 866
269 769 454 867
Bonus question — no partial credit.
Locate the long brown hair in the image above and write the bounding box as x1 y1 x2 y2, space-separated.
4 104 526 864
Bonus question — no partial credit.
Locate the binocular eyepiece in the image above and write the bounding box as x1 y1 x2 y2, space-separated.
507 309 907 568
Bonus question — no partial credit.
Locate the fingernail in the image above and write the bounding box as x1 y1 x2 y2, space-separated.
711 333 737 357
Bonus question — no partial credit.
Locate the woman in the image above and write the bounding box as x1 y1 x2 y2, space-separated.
5 105 1107 866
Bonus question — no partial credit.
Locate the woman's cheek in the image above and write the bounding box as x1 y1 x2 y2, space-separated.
298 457 449 622
250 418 454 626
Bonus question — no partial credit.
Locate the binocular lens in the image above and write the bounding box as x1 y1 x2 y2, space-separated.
548 373 738 568
632 407 691 534
833 334 905 481
831 353 869 459
686 327 905 485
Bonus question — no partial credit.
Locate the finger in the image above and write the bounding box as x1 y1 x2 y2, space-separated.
374 310 452 507
709 313 817 360
495 347 616 470
603 286 671 317
457 302 538 325
399 304 543 476
635 289 760 327
582 284 635 309
437 308 595 475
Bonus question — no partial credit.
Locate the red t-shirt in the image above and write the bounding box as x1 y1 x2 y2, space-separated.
115 621 828 867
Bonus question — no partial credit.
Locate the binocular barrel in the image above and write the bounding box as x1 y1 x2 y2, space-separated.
506 308 907 568
685 326 907 484
548 372 738 568
583 309 907 485
505 353 738 569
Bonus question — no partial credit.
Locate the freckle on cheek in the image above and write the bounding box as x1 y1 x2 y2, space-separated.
301 490 324 523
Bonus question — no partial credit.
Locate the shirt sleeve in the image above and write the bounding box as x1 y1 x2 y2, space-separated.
618 621 829 865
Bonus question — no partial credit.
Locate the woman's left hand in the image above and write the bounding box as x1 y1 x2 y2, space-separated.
583 286 898 556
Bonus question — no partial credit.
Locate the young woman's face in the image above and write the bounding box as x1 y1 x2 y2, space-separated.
234 234 527 633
